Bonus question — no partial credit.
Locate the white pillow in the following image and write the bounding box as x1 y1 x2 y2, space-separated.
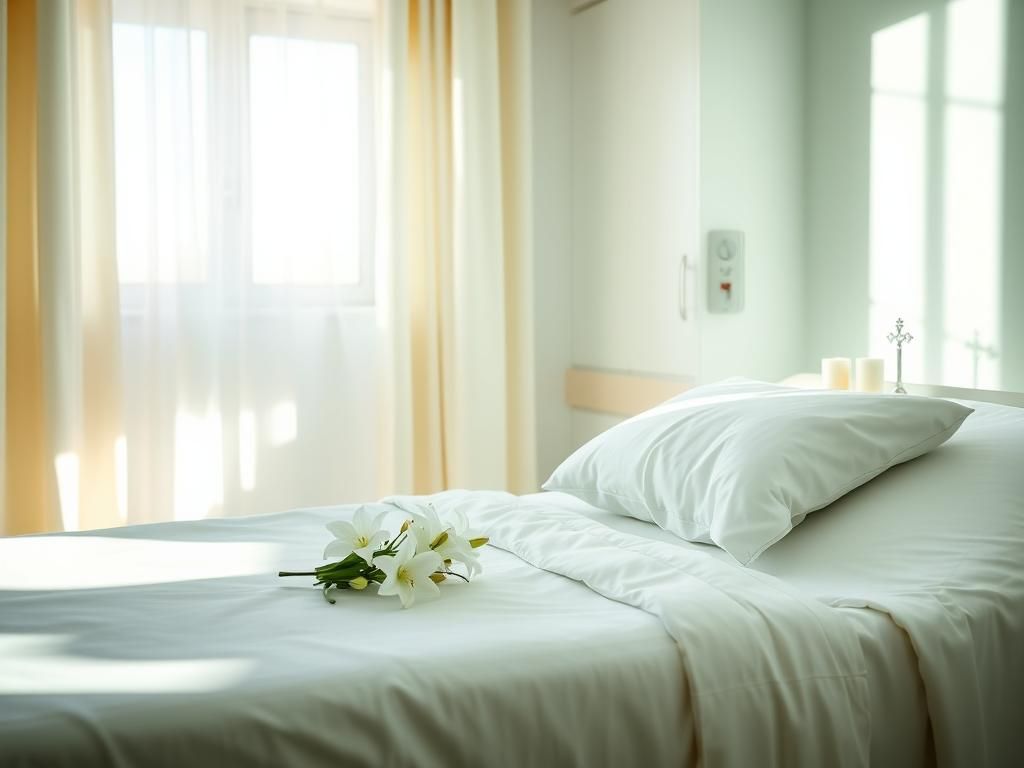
544 378 973 564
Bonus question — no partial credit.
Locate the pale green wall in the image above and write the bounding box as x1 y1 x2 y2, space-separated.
531 0 574 482
803 0 1024 390
1004 1 1024 389
700 0 807 384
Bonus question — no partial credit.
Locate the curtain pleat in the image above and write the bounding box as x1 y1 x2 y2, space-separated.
379 0 536 495
407 0 453 492
495 0 536 494
3 0 123 535
73 0 124 530
4 0 52 535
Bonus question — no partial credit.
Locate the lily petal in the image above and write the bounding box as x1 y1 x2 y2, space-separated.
326 520 358 541
352 504 378 533
374 552 401 582
353 531 387 564
323 539 355 560
406 551 443 582
411 575 441 604
368 510 388 535
396 580 416 608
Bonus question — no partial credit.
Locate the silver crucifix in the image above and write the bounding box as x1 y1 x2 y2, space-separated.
886 318 914 394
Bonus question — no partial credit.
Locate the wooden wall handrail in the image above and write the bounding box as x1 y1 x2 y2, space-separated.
565 367 693 417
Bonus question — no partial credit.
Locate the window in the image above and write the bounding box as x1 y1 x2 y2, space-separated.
112 23 209 284
111 1 375 305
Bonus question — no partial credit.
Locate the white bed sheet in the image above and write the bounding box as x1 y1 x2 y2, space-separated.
0 496 917 768
0 508 689 768
2 399 1020 767
547 491 934 767
559 397 1024 767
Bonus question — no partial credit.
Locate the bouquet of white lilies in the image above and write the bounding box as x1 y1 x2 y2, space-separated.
279 504 488 608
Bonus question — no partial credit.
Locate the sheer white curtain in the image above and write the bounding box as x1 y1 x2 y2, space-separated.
110 0 379 523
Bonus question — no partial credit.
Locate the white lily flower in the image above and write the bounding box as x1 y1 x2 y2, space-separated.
324 506 389 565
375 536 442 609
408 504 482 578
407 504 447 554
445 507 488 547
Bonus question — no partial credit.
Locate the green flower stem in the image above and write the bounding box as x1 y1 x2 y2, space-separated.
281 543 399 597
315 563 369 582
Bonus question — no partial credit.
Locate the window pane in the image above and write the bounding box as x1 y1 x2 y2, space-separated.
112 24 209 284
249 35 361 285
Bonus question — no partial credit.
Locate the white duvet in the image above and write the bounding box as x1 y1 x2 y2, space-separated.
389 491 872 766
1 399 1021 767
1 493 870 768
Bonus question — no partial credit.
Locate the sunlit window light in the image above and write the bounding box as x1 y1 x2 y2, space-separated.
54 452 80 532
249 35 361 286
942 104 1002 388
868 13 929 383
267 401 298 446
0 538 282 590
239 409 257 492
173 409 224 521
115 435 128 522
942 0 1005 388
112 24 209 284
868 1 1008 388
0 635 252 694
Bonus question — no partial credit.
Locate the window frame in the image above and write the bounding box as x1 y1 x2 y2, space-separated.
244 7 376 307
111 0 377 311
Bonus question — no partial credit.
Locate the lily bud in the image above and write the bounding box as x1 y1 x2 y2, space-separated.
469 536 489 549
348 576 369 590
430 530 449 549
400 519 411 533
429 572 447 584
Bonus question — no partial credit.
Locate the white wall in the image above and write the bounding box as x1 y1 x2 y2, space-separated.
530 0 573 482
698 0 806 384
567 0 701 447
530 0 808 462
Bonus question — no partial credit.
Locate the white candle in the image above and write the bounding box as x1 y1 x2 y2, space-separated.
854 357 885 393
821 357 851 390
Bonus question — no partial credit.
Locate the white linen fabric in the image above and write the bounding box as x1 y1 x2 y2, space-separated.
1 493 873 768
567 397 1024 767
0 502 688 768
544 377 973 564
2 399 1020 767
755 399 1024 767
404 493 873 768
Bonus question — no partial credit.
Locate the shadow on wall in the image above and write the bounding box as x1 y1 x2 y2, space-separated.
805 0 1023 391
